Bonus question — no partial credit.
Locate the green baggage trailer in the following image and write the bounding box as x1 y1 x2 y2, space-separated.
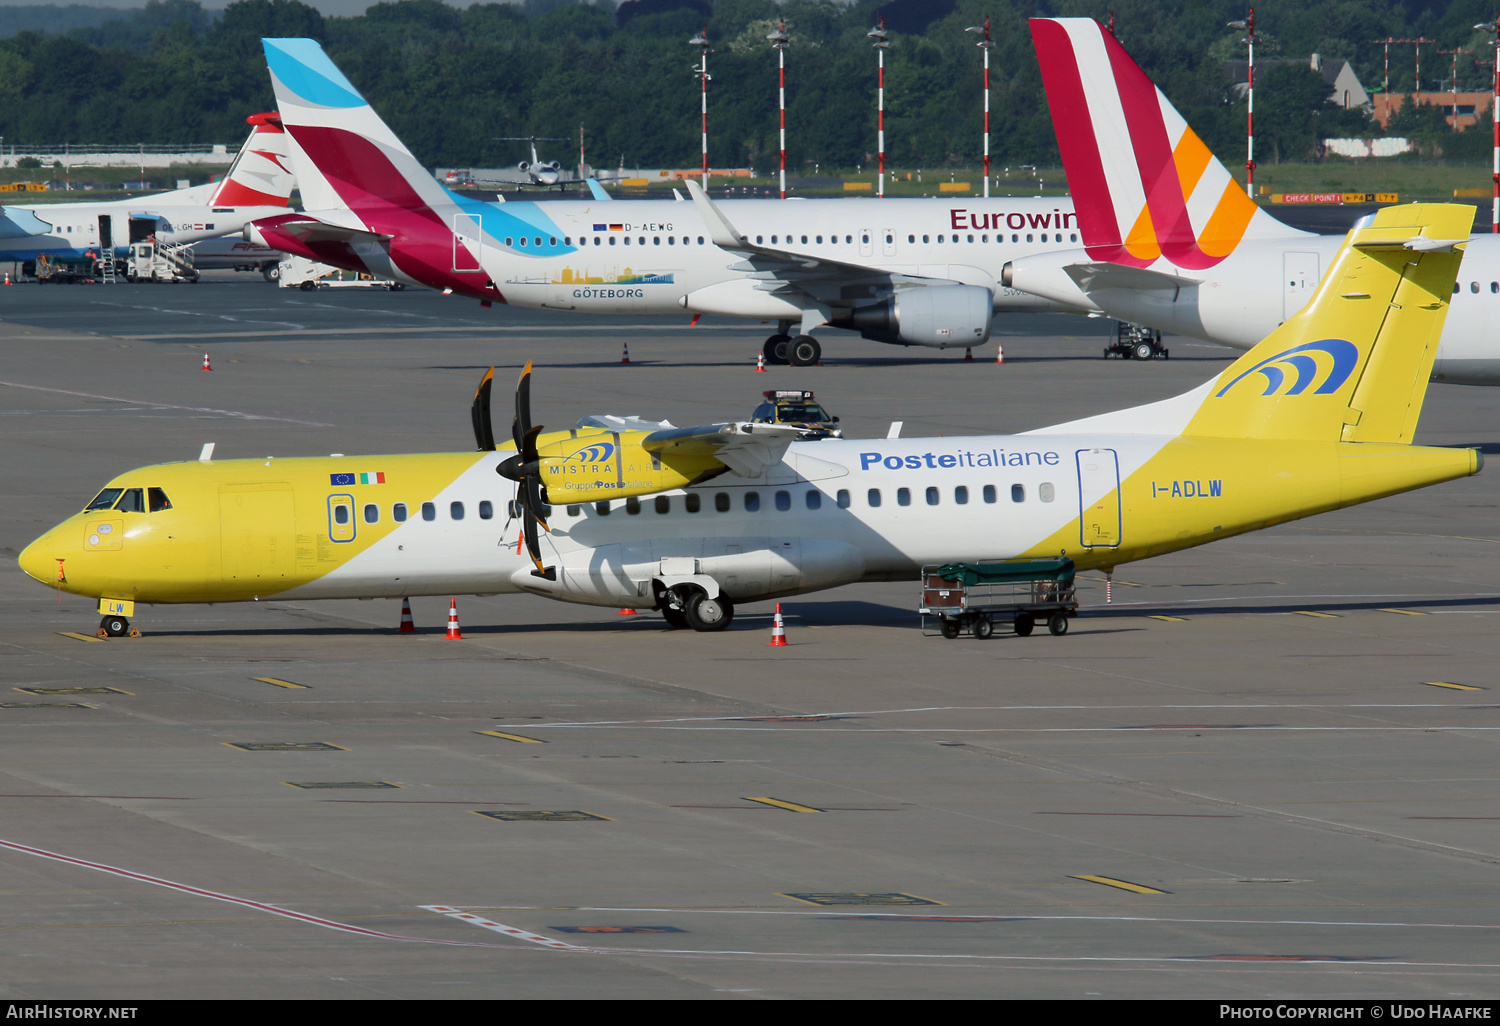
919 558 1078 640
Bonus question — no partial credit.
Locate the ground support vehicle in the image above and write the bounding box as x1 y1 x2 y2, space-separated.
276 255 402 291
920 558 1078 640
1104 321 1168 360
34 252 100 283
749 390 842 438
126 241 197 283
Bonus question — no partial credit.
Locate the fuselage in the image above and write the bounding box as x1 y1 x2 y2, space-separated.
19 430 1477 612
258 194 1085 328
0 196 290 263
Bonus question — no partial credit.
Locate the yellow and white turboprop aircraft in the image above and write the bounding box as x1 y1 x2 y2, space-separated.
19 205 1483 636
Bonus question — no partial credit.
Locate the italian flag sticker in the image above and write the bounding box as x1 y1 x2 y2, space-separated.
358 472 386 485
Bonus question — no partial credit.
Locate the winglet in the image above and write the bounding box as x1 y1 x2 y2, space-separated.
683 179 746 251
586 179 612 201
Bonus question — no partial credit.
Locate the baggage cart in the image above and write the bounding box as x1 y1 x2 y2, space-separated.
920 558 1078 640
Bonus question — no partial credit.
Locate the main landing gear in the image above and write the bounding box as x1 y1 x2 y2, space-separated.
762 333 821 367
1103 321 1169 361
97 615 139 638
659 585 736 632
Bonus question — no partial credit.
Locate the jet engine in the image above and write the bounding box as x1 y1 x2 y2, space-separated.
837 284 994 348
517 161 531 173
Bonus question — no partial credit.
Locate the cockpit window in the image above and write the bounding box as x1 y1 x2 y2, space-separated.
114 488 145 513
84 488 123 512
148 488 172 512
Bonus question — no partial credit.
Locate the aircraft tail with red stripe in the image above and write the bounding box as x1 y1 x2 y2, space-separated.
1029 17 1306 270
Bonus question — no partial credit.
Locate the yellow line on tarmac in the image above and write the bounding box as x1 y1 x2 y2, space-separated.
1294 611 1340 618
1147 615 1187 622
1069 875 1169 895
57 632 103 643
1379 608 1429 616
745 797 824 813
475 731 546 744
1424 681 1485 692
252 677 310 690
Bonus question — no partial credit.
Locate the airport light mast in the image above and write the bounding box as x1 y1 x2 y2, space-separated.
767 20 789 199
868 19 890 198
965 16 997 199
1437 47 1468 132
1478 16 1500 233
1228 11 1256 192
689 28 712 188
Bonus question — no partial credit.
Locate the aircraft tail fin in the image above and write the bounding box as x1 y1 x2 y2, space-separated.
208 112 295 207
1183 204 1471 442
1029 17 1303 270
261 37 445 220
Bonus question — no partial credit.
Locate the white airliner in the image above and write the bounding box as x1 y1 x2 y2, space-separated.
0 113 296 272
1003 18 1500 385
245 38 1085 367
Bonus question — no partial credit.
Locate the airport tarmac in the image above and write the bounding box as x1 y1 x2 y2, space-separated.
1 275 1498 999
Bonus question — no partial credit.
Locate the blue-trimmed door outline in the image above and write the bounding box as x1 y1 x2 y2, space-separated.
327 493 356 542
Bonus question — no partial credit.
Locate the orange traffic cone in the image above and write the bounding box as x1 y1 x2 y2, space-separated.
618 608 638 615
398 597 416 633
620 341 631 364
964 347 973 361
201 351 212 372
755 351 766 373
767 603 788 647
3 272 10 285
445 598 463 640
994 342 1004 365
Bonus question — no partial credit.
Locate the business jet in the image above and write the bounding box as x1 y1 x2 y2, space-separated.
245 38 1086 367
20 204 1480 638
0 114 296 273
1003 17 1500 385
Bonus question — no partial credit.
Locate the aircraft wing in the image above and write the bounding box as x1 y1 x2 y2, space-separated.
642 421 818 478
577 414 675 432
682 179 962 298
0 206 53 239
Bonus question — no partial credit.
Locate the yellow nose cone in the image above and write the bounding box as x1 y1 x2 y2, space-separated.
18 534 60 587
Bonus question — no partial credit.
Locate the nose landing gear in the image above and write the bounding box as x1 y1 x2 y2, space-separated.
97 615 140 638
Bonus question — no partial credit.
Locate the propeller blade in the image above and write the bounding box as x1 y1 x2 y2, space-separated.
522 506 546 574
471 367 495 451
512 360 533 453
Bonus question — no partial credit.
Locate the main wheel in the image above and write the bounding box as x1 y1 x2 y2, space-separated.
1133 341 1154 360
973 617 994 640
661 605 690 630
262 262 281 283
789 335 821 366
100 615 129 638
684 591 734 632
1013 615 1034 637
939 618 961 640
763 334 791 365
298 280 315 292
1047 613 1069 636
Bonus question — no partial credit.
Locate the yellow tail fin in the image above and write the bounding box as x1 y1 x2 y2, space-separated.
1185 203 1471 442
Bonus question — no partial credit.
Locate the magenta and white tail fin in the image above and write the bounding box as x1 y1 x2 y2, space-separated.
1029 17 1303 270
261 38 451 222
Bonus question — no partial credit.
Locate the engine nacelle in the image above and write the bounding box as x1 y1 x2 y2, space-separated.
839 284 993 348
517 161 530 173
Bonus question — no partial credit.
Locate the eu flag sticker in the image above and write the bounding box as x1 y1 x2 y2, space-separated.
592 223 606 231
330 472 355 486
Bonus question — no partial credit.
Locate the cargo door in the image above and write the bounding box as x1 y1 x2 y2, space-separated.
98 214 113 252
220 483 295 583
1283 251 1320 321
1075 448 1121 548
452 213 482 272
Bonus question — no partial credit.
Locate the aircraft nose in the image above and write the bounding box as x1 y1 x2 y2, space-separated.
18 534 56 585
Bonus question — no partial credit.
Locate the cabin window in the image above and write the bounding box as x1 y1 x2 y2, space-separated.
744 491 760 512
534 237 541 247
626 496 641 514
518 237 526 247
867 488 881 507
897 487 911 507
593 237 601 246
609 237 616 246
806 490 821 510
1039 482 1056 503
1471 281 1480 294
775 490 791 511
564 237 571 246
926 486 940 505
421 502 436 521
566 504 580 516
954 486 968 505
1492 282 1498 293
363 503 379 524
1026 234 1034 243
983 485 997 504
714 492 730 512
771 235 778 244
1070 233 1078 242
697 236 704 245
685 493 701 513
936 234 944 244
653 236 660 246
1454 282 1460 294
148 487 172 512
114 488 144 513
1011 233 1019 242
967 234 974 243
981 234 988 243
549 237 556 246
333 504 350 525
655 495 670 514
1011 484 1025 503
922 234 929 243
669 236 677 245
816 235 823 244
861 233 870 246
800 235 808 244
85 488 124 512
908 234 915 243
479 500 494 520
624 237 631 245
756 236 763 244
393 503 408 522
837 489 851 508
450 501 465 520
595 501 610 515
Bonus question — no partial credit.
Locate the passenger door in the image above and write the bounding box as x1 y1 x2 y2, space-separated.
452 213 482 272
881 228 896 257
1075 449 1121 548
859 228 874 258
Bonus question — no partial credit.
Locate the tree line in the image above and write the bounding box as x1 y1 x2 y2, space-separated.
0 0 1494 171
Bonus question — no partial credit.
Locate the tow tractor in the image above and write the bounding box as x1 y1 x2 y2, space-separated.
920 558 1078 639
1103 321 1169 360
749 390 842 439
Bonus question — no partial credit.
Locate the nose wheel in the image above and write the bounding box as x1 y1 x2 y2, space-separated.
97 616 138 638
